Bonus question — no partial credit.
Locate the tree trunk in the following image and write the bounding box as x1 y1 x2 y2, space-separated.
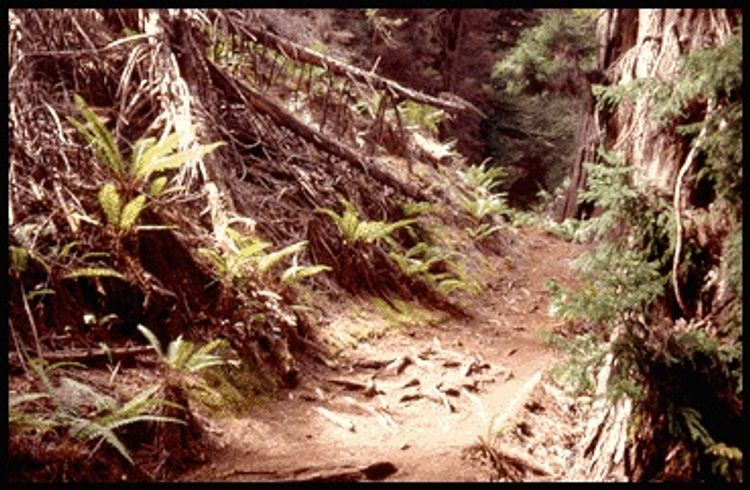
560 8 741 481
558 9 737 221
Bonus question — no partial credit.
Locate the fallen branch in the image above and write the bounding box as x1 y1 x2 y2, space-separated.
219 461 397 482
9 345 155 368
352 358 394 370
327 377 370 391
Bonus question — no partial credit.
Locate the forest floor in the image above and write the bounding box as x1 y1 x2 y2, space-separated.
181 227 592 482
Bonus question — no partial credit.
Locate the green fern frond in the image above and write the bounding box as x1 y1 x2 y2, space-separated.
58 377 117 413
317 199 363 242
109 385 164 420
177 337 230 373
80 251 112 262
166 335 190 369
281 264 332 284
59 240 81 259
467 223 504 239
9 245 30 273
185 356 226 373
63 267 127 281
197 248 228 276
78 422 134 464
119 194 147 231
135 140 224 182
70 94 123 176
98 183 122 226
9 392 49 408
463 162 507 192
257 240 307 273
400 200 439 217
189 338 228 361
237 240 272 260
130 133 180 178
99 414 186 434
148 176 168 197
137 324 164 361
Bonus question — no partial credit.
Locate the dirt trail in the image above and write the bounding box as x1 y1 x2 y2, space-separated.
181 228 587 481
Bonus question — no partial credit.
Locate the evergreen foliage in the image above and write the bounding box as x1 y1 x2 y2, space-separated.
488 10 590 209
493 11 597 96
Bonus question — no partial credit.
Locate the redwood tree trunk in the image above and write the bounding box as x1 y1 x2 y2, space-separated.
557 8 737 221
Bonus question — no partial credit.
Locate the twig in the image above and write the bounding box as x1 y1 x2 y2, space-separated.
9 345 155 368
672 99 714 316
19 282 43 360
9 318 29 373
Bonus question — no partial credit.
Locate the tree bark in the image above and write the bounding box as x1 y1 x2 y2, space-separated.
558 9 737 221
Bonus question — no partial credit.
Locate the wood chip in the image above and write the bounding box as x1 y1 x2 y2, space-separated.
314 406 356 432
400 378 420 389
399 393 423 403
379 355 412 376
463 359 491 377
440 386 461 397
327 377 369 391
352 358 394 370
461 380 480 392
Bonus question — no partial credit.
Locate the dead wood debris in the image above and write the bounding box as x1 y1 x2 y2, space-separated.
8 345 155 370
313 405 356 433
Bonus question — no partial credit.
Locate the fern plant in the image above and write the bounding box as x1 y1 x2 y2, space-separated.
137 324 233 373
462 161 507 192
459 162 509 240
398 100 447 134
137 325 243 412
9 359 183 464
198 227 329 286
389 242 472 294
317 199 416 245
68 94 224 232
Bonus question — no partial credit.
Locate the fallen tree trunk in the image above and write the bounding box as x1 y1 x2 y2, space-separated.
233 22 474 114
206 58 429 202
